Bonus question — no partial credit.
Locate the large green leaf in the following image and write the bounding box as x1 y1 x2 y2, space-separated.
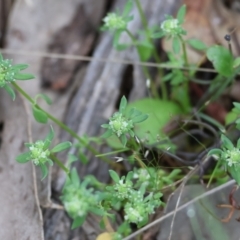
206 45 234 77
127 99 182 145
107 99 182 149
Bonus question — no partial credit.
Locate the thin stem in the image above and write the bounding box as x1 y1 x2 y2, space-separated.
125 30 159 98
207 159 222 188
179 36 189 66
12 82 116 167
96 148 130 157
133 152 146 169
50 154 69 175
103 216 115 233
134 0 148 30
134 0 168 100
178 35 190 110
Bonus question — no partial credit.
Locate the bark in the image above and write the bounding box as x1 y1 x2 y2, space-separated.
0 0 179 239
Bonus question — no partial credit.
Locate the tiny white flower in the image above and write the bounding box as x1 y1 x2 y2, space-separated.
103 13 127 31
161 19 179 33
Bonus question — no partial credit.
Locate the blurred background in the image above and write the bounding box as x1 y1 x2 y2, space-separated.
1 0 240 239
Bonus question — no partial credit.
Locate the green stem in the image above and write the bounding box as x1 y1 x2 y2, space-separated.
125 30 159 98
179 36 189 66
50 153 69 175
134 0 168 100
133 152 146 169
96 148 129 157
134 0 148 30
207 159 222 188
12 82 115 167
178 35 190 110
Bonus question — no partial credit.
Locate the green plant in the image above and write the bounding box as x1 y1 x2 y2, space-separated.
101 96 148 146
0 55 34 100
208 134 240 185
61 169 105 228
16 126 71 179
2 1 240 239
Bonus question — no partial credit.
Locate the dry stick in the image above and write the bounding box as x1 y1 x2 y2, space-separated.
20 94 45 240
167 160 202 240
122 179 235 240
167 119 219 240
0 48 217 73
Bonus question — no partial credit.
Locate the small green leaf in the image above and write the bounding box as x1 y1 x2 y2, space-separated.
32 105 48 123
120 134 127 146
116 43 130 50
168 169 182 178
69 168 80 186
14 73 35 80
16 151 32 163
187 39 207 50
129 108 142 118
35 93 52 105
67 154 78 166
11 64 29 71
221 134 234 150
126 171 133 181
137 43 153 61
101 124 109 128
171 85 191 113
162 72 173 82
90 207 105 216
101 129 113 138
109 169 120 182
4 84 15 100
47 158 54 166
39 164 48 180
71 216 86 229
43 126 54 149
233 102 240 111
113 30 129 50
206 45 234 77
51 141 72 153
228 165 240 186
172 37 181 54
129 129 135 137
131 114 148 123
151 31 165 39
119 96 127 113
237 138 240 148
208 149 222 156
123 0 133 17
225 111 238 125
233 57 240 68
177 5 186 24
79 151 88 164
236 119 240 124
126 108 134 118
